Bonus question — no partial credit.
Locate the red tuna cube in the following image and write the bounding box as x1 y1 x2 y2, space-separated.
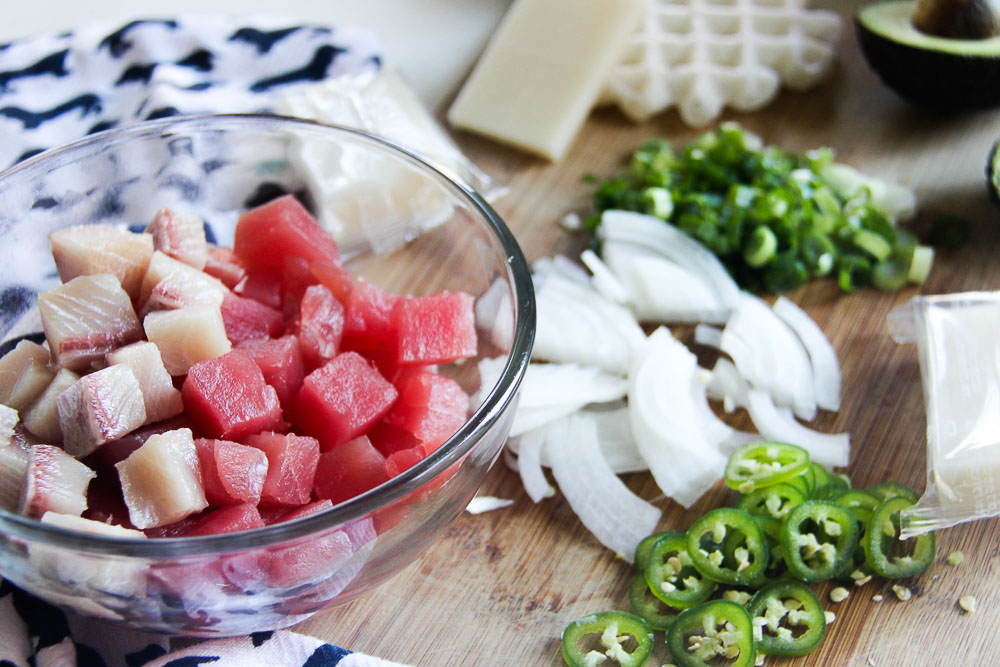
367 419 419 458
391 291 477 365
387 372 470 454
233 195 340 272
185 503 265 537
194 438 268 506
181 350 284 441
342 280 399 358
292 352 398 450
203 245 247 290
235 267 283 310
386 446 426 478
219 291 284 345
244 431 319 506
265 500 351 588
236 335 305 410
294 284 344 370
313 436 389 505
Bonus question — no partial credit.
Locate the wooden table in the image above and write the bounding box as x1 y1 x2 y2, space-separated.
295 15 1000 666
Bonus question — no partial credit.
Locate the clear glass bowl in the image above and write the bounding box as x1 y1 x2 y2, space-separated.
0 114 534 636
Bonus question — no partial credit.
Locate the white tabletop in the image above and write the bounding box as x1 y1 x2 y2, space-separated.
0 0 514 111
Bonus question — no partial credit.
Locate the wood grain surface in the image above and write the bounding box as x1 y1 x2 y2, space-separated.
294 15 1000 667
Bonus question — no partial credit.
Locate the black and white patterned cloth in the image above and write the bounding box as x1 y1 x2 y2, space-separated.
0 16 382 168
0 17 410 667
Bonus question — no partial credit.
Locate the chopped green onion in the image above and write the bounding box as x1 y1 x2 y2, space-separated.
872 259 908 292
743 226 778 268
852 229 893 262
907 245 935 284
640 186 673 219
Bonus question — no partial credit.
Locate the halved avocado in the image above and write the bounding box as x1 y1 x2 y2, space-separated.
856 0 1000 109
988 138 1000 209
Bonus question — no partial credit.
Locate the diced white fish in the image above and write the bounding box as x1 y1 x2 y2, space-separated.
139 251 227 313
0 340 55 411
116 428 208 529
57 365 147 458
106 341 183 425
49 225 154 303
18 444 96 518
22 368 80 444
146 208 208 271
143 305 232 376
0 443 30 511
0 404 17 445
38 274 143 372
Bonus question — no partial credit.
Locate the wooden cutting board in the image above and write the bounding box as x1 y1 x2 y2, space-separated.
295 17 1000 666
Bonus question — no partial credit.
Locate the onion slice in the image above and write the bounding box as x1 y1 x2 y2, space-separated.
598 210 740 312
510 362 628 437
466 496 515 514
773 296 842 412
746 388 850 468
514 429 556 502
547 414 661 562
628 328 727 508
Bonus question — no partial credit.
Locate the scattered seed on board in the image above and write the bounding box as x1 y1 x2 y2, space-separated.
825 611 836 624
946 551 964 566
892 585 912 601
872 594 884 602
829 587 850 603
958 595 976 614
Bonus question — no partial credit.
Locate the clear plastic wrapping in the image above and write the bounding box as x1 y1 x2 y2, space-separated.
887 291 1000 538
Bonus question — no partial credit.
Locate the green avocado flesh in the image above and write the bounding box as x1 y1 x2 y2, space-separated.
988 140 1000 209
856 1 1000 109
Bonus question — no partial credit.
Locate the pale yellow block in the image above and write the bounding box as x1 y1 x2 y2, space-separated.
447 0 645 161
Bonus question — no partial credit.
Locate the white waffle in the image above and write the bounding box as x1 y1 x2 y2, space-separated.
602 0 842 127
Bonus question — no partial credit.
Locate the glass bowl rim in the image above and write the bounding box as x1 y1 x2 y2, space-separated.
0 113 535 557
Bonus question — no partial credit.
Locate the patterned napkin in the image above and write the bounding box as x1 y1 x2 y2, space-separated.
0 16 408 667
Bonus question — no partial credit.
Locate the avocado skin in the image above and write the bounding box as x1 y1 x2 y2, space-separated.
856 16 1000 110
987 139 1000 210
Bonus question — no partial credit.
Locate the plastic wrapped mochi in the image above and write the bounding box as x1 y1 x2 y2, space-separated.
888 292 1000 538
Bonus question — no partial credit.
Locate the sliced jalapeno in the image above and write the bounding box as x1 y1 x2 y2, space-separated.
666 599 757 667
811 462 849 499
724 441 810 493
866 481 919 504
834 489 882 563
646 532 717 608
782 500 859 581
634 530 671 573
747 580 826 657
562 611 654 667
687 508 769 586
752 515 788 583
863 496 936 579
737 482 805 520
784 470 812 499
628 574 678 631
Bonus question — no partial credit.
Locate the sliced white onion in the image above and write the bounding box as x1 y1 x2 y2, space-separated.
471 356 508 410
466 496 515 514
533 273 644 374
602 242 730 324
474 278 515 350
628 328 727 508
721 293 818 421
547 415 661 562
510 363 628 437
746 388 850 468
513 429 556 502
705 358 750 414
689 368 757 454
693 323 723 349
598 210 740 312
773 296 842 412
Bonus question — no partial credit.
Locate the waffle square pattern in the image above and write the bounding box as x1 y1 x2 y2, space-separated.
602 0 842 127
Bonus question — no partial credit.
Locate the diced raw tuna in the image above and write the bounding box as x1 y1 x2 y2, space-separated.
391 291 478 365
266 502 352 587
219 292 283 345
310 261 354 305
387 372 470 453
19 444 96 518
21 368 79 444
313 436 389 505
139 251 228 314
38 274 143 372
244 432 319 506
194 438 268 506
367 419 420 458
235 267 282 310
292 351 398 450
0 340 55 412
115 427 208 529
49 225 154 303
143 305 232 375
236 335 304 410
0 443 30 511
233 194 341 272
106 341 183 424
146 208 208 270
295 284 344 370
342 280 399 355
263 499 333 525
57 365 147 458
203 245 247 290
279 255 316 321
181 350 284 440
385 446 426 477
185 503 265 537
